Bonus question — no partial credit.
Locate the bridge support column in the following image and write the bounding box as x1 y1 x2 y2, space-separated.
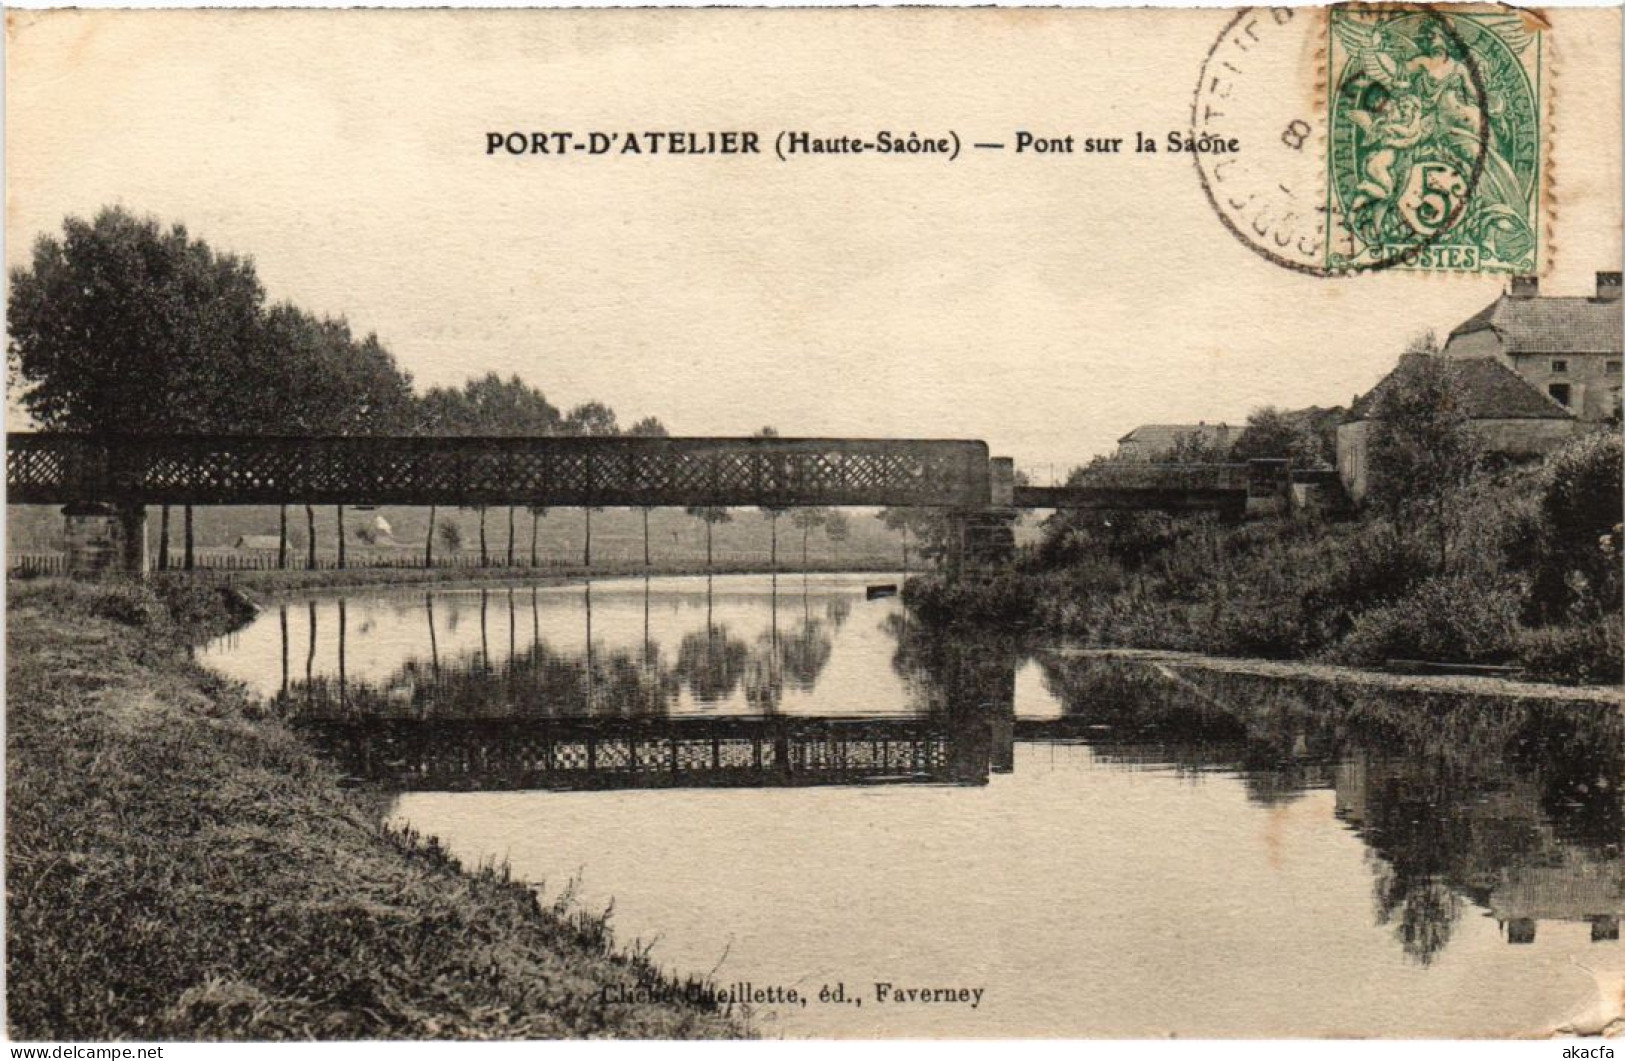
61 503 118 576
61 502 146 577
1245 458 1292 517
945 508 1018 574
114 503 149 577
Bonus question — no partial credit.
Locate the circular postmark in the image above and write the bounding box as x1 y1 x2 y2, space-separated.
1192 5 1502 277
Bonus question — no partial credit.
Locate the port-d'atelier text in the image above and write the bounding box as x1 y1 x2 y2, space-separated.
488 131 760 155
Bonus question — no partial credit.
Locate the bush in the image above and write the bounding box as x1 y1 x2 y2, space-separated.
1516 615 1625 685
89 583 172 627
1296 521 1434 615
150 577 260 638
8 579 170 630
1332 573 1527 665
910 431 1619 688
1529 431 1625 620
1541 430 1624 544
902 571 1038 627
1211 597 1309 658
7 578 259 643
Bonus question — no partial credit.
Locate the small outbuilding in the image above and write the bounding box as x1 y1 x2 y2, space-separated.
1115 422 1234 461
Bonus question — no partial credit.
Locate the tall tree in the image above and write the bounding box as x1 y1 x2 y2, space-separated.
278 505 289 570
754 426 790 570
563 400 617 438
8 208 267 435
306 504 318 570
12 211 416 569
877 507 951 571
627 416 670 566
529 506 545 567
566 402 619 567
1366 340 1484 568
1229 405 1336 468
416 374 561 570
791 508 830 569
9 208 269 566
687 506 733 570
259 306 414 566
258 305 416 437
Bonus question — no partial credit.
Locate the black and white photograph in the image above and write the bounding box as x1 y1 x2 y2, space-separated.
3 2 1622 1046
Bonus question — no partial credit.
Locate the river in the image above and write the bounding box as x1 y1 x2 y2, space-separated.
202 572 1625 1038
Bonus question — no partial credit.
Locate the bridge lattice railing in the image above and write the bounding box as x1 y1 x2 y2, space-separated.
6 434 991 509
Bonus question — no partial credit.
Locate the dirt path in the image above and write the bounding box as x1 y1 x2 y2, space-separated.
1046 645 1624 706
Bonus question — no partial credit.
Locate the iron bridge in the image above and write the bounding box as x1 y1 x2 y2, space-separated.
6 433 992 509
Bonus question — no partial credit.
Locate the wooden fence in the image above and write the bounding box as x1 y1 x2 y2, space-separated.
7 549 908 577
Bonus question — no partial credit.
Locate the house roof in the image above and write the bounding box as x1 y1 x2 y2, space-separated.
1117 423 1233 448
1349 356 1574 422
1448 294 1622 355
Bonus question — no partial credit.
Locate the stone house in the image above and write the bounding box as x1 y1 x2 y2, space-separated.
1337 271 1621 502
1336 355 1579 502
1442 271 1622 422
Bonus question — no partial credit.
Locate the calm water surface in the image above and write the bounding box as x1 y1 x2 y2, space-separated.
203 573 1625 1037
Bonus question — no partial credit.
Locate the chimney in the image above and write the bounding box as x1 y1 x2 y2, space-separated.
1509 275 1539 299
1597 271 1622 301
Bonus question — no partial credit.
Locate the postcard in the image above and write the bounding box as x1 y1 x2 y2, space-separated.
4 3 1622 1043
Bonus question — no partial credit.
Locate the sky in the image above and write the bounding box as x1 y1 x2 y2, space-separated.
6 7 1620 474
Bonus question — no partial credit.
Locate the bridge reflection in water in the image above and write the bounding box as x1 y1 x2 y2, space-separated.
249 576 1625 963
273 578 1009 790
299 714 994 791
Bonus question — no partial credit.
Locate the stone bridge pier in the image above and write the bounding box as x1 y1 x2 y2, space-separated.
945 456 1018 572
59 502 147 577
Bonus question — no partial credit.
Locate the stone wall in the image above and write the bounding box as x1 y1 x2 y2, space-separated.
1336 417 1585 502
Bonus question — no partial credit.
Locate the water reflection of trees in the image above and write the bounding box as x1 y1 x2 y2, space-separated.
282 578 839 718
1038 655 1625 966
675 625 749 704
879 619 1625 966
275 584 1622 967
883 612 1022 717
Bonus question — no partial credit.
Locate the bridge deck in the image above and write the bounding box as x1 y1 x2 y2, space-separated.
7 433 991 509
1016 460 1290 512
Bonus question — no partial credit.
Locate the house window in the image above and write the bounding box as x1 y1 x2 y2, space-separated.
1548 383 1572 407
1609 360 1622 375
1551 359 1569 374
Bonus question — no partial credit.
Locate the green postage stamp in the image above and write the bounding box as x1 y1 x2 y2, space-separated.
1326 6 1544 274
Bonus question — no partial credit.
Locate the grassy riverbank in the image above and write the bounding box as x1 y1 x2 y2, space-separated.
6 578 748 1040
908 433 1624 686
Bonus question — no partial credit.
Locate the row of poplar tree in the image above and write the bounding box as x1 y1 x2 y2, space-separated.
7 207 876 570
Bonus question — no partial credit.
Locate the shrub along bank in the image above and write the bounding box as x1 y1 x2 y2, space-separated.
6 579 746 1040
906 432 1623 686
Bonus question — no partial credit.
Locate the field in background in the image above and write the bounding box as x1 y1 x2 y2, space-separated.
7 503 1049 575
